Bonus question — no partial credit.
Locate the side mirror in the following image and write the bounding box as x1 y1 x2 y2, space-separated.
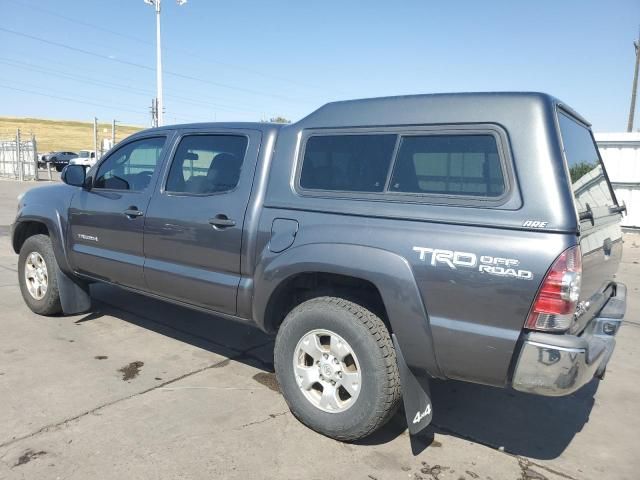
61 164 86 187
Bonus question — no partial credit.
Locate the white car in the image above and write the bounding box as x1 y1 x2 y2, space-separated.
69 150 97 168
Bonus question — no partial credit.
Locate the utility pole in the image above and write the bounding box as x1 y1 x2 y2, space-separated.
144 0 188 127
93 117 98 160
153 0 163 126
627 29 640 132
150 98 158 127
112 119 118 145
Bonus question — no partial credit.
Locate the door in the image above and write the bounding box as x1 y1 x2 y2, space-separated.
68 135 170 290
557 110 624 327
143 130 261 315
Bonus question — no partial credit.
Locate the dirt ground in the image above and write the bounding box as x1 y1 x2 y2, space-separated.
0 117 141 152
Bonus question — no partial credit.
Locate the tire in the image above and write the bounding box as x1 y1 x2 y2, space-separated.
18 234 62 316
274 296 401 441
55 165 63 172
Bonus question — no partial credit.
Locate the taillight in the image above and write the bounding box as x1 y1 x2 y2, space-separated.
525 245 582 332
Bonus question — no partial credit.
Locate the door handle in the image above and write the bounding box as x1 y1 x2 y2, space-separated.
123 207 144 218
208 214 236 229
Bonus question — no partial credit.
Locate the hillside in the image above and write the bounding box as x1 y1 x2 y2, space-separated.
0 117 143 153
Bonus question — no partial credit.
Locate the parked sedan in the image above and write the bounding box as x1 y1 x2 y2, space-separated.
40 151 78 171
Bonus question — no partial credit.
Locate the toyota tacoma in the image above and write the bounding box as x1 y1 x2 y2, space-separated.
11 93 627 441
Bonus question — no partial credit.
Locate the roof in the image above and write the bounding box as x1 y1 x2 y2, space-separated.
141 121 285 133
133 92 584 133
293 91 574 129
320 91 553 107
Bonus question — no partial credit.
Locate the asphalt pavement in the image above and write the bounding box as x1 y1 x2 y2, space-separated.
0 178 639 480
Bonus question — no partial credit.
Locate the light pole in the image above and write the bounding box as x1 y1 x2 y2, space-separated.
627 34 640 132
144 0 187 126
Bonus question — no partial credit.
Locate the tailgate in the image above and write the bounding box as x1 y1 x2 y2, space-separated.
557 109 624 332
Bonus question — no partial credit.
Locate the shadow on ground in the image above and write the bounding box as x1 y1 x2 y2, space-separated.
81 283 597 459
428 377 598 459
82 283 274 369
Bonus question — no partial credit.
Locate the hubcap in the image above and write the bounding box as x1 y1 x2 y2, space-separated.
293 329 361 413
24 251 48 300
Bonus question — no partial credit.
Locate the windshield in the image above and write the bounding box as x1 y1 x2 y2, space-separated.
79 151 90 158
557 111 616 213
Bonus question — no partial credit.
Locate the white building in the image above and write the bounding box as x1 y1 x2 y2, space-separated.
596 132 640 229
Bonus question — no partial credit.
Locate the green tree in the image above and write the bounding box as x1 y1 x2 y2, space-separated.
268 116 291 124
569 162 596 183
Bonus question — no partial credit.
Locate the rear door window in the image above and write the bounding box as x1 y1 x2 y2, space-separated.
165 135 248 195
557 111 617 213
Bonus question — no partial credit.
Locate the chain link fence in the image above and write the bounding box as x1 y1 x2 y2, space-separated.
0 130 38 181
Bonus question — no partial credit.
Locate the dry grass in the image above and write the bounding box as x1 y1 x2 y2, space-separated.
0 117 143 153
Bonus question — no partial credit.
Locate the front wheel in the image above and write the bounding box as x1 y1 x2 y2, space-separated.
18 234 62 315
274 296 401 441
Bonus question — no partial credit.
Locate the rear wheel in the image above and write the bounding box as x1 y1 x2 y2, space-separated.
18 234 62 315
274 296 401 441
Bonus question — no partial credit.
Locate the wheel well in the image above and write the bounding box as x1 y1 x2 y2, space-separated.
12 221 49 253
264 272 389 333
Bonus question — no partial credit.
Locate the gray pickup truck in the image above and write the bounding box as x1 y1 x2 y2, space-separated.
11 93 627 441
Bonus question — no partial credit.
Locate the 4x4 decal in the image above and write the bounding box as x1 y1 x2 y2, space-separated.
412 246 533 280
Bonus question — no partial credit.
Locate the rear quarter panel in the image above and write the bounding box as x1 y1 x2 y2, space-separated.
256 208 573 387
409 224 571 385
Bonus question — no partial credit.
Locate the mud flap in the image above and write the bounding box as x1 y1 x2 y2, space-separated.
56 268 92 314
392 334 433 435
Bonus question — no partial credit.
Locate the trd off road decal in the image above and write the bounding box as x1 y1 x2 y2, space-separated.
412 246 533 280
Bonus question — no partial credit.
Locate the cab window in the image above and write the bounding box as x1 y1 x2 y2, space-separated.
94 137 166 191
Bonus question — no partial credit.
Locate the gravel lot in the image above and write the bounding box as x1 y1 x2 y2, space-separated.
1 178 639 480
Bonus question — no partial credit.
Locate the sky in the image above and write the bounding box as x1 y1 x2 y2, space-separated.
0 0 639 131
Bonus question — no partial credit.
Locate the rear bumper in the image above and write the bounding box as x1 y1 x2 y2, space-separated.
512 283 626 396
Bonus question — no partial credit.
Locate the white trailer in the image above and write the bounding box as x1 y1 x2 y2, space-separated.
596 132 640 229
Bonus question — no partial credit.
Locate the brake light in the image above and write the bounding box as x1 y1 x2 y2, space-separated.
525 245 582 331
